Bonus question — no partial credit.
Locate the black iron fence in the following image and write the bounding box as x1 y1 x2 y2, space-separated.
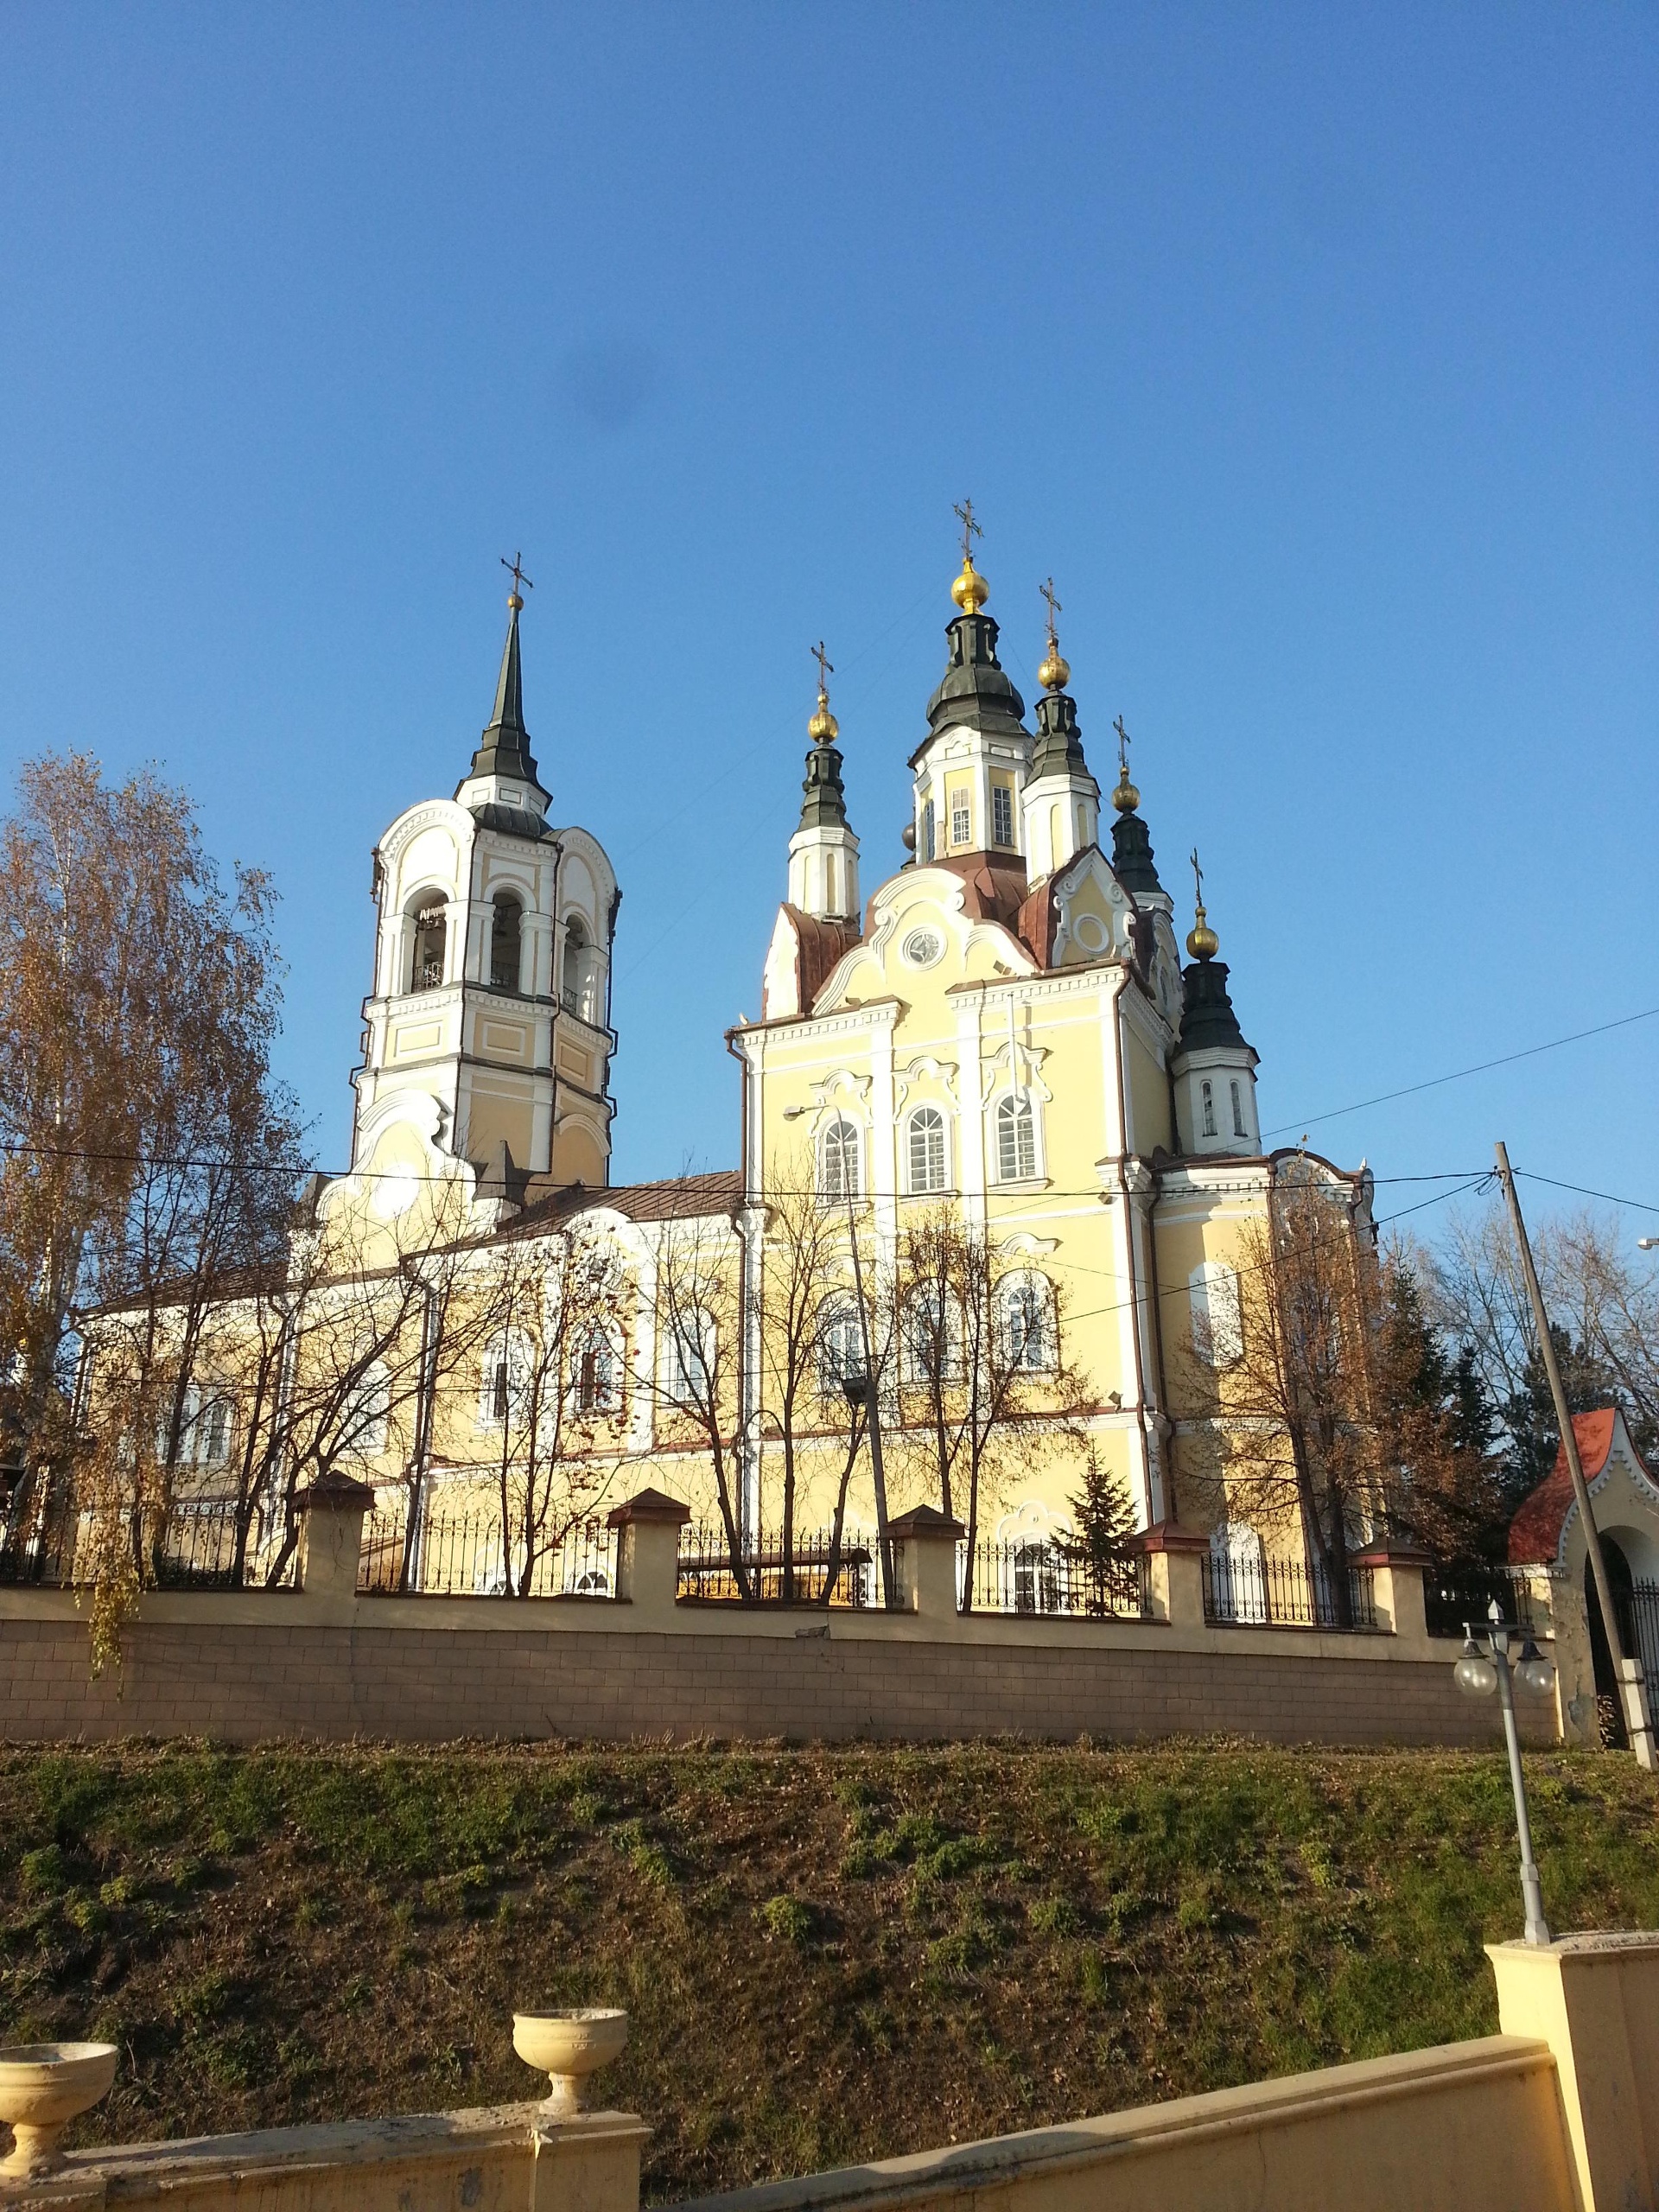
357 1500 617 1598
1423 1562 1537 1639
0 1493 296 1590
1617 1581 1659 1688
1203 1551 1378 1630
677 1525 876 1607
963 1538 1149 1620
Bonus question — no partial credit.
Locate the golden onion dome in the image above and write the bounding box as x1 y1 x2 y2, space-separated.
1112 767 1141 814
951 557 989 614
1186 906 1220 960
1038 645 1071 691
808 691 839 742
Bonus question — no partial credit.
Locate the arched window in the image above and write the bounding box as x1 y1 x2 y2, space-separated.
490 893 523 990
921 800 936 861
820 1116 861 1202
998 1274 1054 1372
342 1363 391 1458
1209 1522 1267 1622
1189 1262 1243 1369
1201 1079 1217 1138
901 1286 961 1387
995 1094 1037 1181
575 1329 620 1416
817 1296 866 1395
907 1105 946 1194
479 1331 535 1430
410 901 446 992
1230 1079 1247 1140
562 917 589 1015
664 1309 715 1404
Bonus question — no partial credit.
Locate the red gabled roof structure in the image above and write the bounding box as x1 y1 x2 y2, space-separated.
1509 1409 1624 1564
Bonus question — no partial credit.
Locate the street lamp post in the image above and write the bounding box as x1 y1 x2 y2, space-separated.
1453 1598 1556 1946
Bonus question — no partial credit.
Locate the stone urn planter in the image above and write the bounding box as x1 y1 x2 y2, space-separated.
512 2010 627 2117
0 2043 118 2178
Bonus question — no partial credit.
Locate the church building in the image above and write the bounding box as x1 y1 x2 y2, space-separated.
135 524 1378 1595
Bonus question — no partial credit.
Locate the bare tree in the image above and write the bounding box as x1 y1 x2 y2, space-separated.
636 1198 749 1592
890 1207 1095 1599
471 1218 633 1594
748 1156 885 1603
1174 1164 1385 1628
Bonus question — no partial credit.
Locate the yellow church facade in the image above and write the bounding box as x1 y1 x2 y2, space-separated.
105 529 1376 1601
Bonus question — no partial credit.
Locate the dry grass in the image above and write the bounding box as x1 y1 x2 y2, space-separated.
3 1739 1659 2202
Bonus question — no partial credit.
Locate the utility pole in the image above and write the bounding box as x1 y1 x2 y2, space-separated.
1495 1141 1656 1768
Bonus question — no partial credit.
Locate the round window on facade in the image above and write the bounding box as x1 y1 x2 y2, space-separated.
901 926 944 969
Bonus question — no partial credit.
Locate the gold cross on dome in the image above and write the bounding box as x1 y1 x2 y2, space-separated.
1040 575 1062 645
1190 848 1205 906
500 550 534 601
811 639 834 696
953 497 982 565
1114 714 1131 777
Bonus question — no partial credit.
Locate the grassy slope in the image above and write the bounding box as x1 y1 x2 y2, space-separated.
3 1741 1658 2202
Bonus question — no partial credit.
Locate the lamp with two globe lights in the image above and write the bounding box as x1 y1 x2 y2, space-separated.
1453 1598 1557 1946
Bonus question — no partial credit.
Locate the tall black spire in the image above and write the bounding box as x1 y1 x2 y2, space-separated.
1030 582 1095 785
1177 855 1251 1053
912 505 1027 760
1107 714 1163 896
799 644 849 830
467 561 543 791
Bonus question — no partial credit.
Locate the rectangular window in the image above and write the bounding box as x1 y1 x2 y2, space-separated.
1231 1079 1247 1138
921 800 936 861
1201 1079 1217 1138
991 784 1014 847
950 789 971 847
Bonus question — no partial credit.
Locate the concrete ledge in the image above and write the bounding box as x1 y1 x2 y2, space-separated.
660 2039 1570 2212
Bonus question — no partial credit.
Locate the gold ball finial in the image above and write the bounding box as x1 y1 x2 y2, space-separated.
1038 575 1068 689
1186 847 1219 958
951 557 989 614
1113 768 1141 814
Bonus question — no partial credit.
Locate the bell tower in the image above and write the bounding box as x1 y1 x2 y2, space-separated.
350 564 620 1190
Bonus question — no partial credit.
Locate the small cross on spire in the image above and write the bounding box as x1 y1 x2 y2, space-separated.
500 550 534 607
1190 847 1204 906
811 639 834 701
1114 714 1131 778
953 497 982 565
1040 575 1062 648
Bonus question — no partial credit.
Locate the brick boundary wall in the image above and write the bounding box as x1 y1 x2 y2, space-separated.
0 1616 1550 1748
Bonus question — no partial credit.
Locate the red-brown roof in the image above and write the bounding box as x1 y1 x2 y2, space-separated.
1508 1409 1621 1564
510 1168 741 1236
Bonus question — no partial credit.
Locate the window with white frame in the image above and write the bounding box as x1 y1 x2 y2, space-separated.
574 1328 621 1416
907 1105 947 1193
921 799 936 861
999 1274 1054 1372
664 1308 715 1404
161 1384 233 1467
950 791 971 847
901 1286 962 1387
1188 1261 1243 1368
1201 1078 1217 1138
341 1362 391 1458
995 1093 1037 1181
991 784 1014 848
478 1330 535 1430
817 1296 866 1395
819 1116 861 1202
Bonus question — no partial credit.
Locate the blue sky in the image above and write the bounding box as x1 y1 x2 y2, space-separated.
3 3 1655 1248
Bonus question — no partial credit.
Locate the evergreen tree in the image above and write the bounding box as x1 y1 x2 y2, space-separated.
1062 1452 1139 1616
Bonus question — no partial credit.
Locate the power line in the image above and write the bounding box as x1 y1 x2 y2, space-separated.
1264 1005 1659 1140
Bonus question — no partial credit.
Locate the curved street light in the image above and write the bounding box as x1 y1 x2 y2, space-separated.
1454 1597 1556 1946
